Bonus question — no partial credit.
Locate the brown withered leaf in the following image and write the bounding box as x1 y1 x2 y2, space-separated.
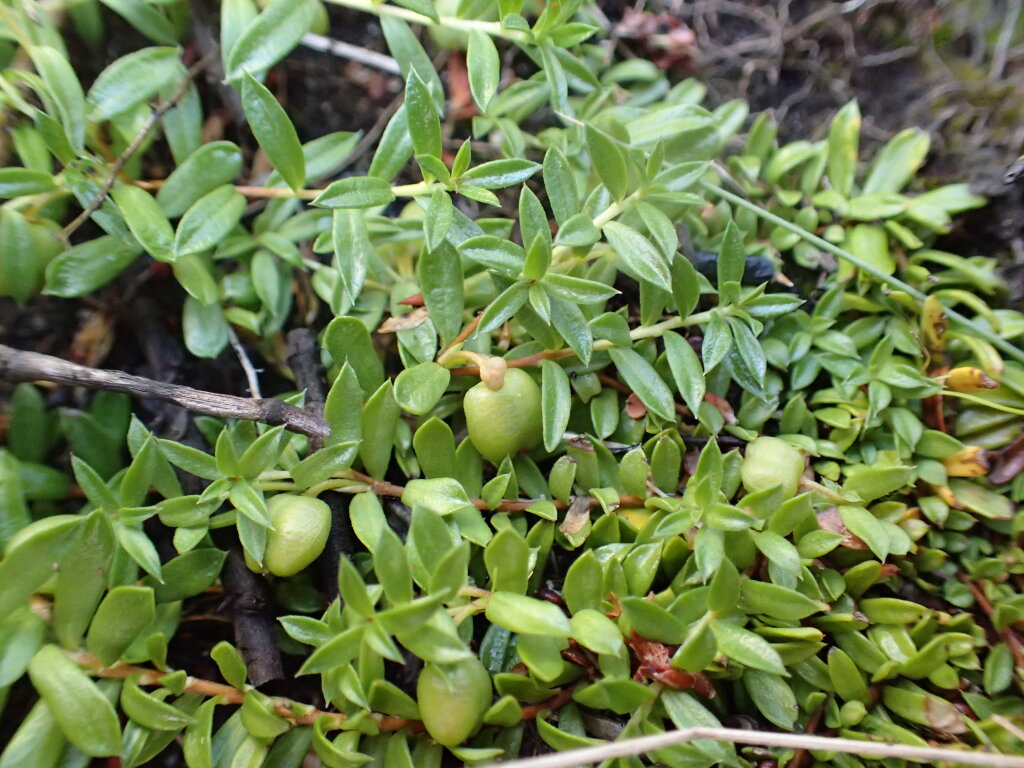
816 507 867 550
70 311 115 369
377 307 429 333
626 631 714 697
625 393 647 419
703 392 737 425
990 432 1024 484
559 495 592 536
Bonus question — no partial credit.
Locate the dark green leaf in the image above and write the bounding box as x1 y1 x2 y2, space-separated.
241 74 305 192
313 176 395 208
609 347 676 421
225 0 319 81
585 124 628 200
604 221 671 291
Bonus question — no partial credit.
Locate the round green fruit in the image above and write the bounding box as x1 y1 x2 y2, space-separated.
464 367 542 465
417 657 492 746
259 494 331 577
740 436 805 499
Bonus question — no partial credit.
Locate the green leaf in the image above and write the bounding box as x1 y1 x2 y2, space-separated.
424 188 454 251
553 212 600 246
380 15 443 107
550 296 593 365
484 527 530 594
360 381 400 479
716 221 744 302
331 208 372 304
609 347 676 421
87 47 182 121
28 46 86 155
585 124 628 200
182 698 216 768
290 442 359 489
543 274 616 305
603 221 671 291
663 331 705 415
459 158 540 189
323 362 363 448
475 280 528 335
620 597 687 644
112 184 175 262
241 74 305 192
419 240 464 346
313 176 395 208
100 0 178 44
174 184 246 257
543 146 580 225
86 586 156 666
863 127 929 194
540 360 571 452
156 141 243 217
0 515 82 619
701 311 732 372
395 362 451 416
28 645 122 756
730 319 767 389
53 511 115 649
827 101 860 197
740 580 825 621
569 609 623 656
225 0 319 80
485 592 572 637
324 316 385 394
710 619 787 675
211 641 248 688
744 670 797 730
369 105 413 182
459 235 525 275
404 71 442 160
121 675 194 730
0 167 57 198
145 548 227 603
182 297 229 359
402 477 475 517
44 236 139 297
467 30 500 112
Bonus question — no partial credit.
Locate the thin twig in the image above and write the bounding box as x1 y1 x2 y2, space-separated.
991 0 1023 80
58 54 214 244
0 344 330 438
301 33 401 74
484 725 1024 768
227 327 262 399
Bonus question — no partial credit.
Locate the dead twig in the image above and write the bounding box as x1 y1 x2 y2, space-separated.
227 326 262 399
58 54 214 244
484 725 1024 768
0 344 330 438
301 33 401 74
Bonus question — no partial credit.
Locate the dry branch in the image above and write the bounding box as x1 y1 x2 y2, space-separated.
485 725 1024 768
0 344 330 438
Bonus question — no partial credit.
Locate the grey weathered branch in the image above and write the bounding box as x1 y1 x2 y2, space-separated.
0 344 330 439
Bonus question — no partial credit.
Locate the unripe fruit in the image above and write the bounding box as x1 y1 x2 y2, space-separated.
740 436 804 500
258 494 331 577
417 657 492 746
464 367 542 465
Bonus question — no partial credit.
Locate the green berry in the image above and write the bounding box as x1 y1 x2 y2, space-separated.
417 657 492 746
260 494 331 577
740 436 805 499
464 367 542 465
